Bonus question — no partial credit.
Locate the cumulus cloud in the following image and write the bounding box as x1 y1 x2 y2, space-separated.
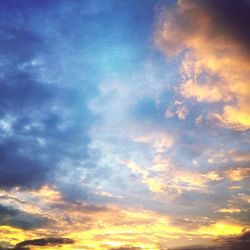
156 0 250 130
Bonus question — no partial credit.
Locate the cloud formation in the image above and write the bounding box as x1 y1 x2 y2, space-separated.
0 237 75 250
168 229 250 250
0 4 95 190
0 204 48 230
156 0 250 130
14 237 75 249
0 1 249 249
110 247 141 250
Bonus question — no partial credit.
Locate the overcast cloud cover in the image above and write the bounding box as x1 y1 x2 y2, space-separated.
0 0 249 249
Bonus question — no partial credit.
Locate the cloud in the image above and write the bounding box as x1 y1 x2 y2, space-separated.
125 153 227 195
156 0 250 131
0 18 94 189
225 167 250 181
0 186 247 250
131 130 174 153
0 204 48 230
14 237 75 249
169 216 213 231
168 229 250 250
110 247 141 250
0 27 53 189
165 101 189 120
1 237 75 250
217 208 242 214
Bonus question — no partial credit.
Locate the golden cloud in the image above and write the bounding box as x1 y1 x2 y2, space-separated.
125 156 224 195
225 167 250 181
156 0 250 130
217 208 243 214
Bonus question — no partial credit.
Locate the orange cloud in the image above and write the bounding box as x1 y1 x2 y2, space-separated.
156 0 250 130
225 167 250 181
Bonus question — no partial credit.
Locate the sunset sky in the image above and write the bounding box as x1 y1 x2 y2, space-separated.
0 0 250 249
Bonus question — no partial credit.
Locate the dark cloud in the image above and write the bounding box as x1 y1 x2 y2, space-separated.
11 248 29 250
168 229 250 250
0 26 54 189
157 0 250 56
199 0 250 55
0 25 94 189
15 237 75 249
0 237 75 250
110 247 141 250
0 205 48 230
0 140 50 189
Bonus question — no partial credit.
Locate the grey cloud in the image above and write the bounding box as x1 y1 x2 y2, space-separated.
0 24 94 190
0 204 49 230
0 237 75 250
15 237 75 249
110 247 141 250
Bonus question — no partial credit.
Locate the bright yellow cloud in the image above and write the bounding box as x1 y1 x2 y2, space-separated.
196 221 244 236
217 208 242 214
0 226 27 246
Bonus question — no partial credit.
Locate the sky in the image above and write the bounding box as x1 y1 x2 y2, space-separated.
0 0 249 249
